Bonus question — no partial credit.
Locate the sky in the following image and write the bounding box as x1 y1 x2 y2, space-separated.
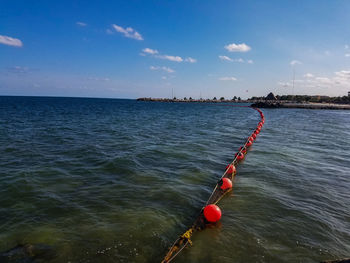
1 0 350 99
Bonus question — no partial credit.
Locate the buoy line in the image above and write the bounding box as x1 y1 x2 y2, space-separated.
161 106 265 263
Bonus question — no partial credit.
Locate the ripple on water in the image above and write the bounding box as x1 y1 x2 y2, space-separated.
0 97 349 262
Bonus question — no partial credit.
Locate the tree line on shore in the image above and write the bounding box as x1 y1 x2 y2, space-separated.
181 96 242 101
137 96 243 102
137 93 350 104
249 94 350 104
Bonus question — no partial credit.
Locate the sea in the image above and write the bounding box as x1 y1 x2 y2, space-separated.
0 96 349 263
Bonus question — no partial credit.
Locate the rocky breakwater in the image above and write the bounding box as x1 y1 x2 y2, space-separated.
251 101 350 110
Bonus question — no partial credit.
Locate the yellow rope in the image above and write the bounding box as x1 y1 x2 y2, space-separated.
181 228 193 245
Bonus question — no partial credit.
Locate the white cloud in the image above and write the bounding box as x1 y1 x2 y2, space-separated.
219 55 233 62
315 77 332 84
141 48 195 63
156 54 183 62
7 66 29 73
224 43 251 52
290 60 302 66
219 77 237 81
279 69 350 93
345 45 349 49
150 66 175 73
334 70 350 78
185 57 197 63
345 53 350 57
163 67 175 73
161 76 167 80
219 56 253 64
143 48 158 55
304 73 314 78
234 58 245 63
87 77 110 81
112 24 143 40
76 22 87 27
0 35 23 47
278 82 291 87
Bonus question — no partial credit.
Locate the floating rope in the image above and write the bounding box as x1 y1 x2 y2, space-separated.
161 106 265 263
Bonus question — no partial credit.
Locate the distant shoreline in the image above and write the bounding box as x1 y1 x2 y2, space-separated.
137 97 350 110
136 97 248 103
251 101 350 110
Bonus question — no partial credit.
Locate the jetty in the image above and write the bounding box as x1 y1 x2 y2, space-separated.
137 92 350 110
250 92 350 110
136 97 247 103
251 101 350 110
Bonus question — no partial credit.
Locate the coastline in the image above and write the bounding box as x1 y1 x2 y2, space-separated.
136 97 248 103
136 97 350 110
251 101 350 110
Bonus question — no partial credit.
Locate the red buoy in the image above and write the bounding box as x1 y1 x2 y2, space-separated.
252 133 257 139
238 146 247 154
203 204 222 222
225 164 236 174
236 152 244 161
246 140 253 147
219 178 232 190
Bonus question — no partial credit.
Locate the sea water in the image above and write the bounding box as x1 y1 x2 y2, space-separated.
0 96 349 262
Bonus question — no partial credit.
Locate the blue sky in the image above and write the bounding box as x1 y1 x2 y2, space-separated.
1 0 350 99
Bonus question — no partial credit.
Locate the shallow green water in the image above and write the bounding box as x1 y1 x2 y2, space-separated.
0 97 349 262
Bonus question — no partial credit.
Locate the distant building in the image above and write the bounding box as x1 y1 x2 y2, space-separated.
265 92 277 100
311 95 329 100
348 91 350 97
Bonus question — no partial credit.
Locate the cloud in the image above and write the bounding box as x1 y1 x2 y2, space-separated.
234 58 244 63
224 43 251 52
345 45 349 49
219 55 233 62
141 48 196 63
290 60 302 66
279 69 350 92
219 77 237 81
314 77 332 84
6 66 29 73
334 70 350 79
163 67 175 73
155 54 183 62
111 24 143 40
278 82 291 87
76 22 87 27
345 53 350 57
87 77 110 81
304 73 314 78
150 66 175 73
185 57 197 63
219 56 253 64
142 48 158 55
0 35 23 47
